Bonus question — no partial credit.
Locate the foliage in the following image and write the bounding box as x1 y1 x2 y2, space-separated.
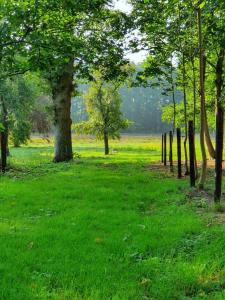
74 73 131 140
0 72 51 147
72 66 178 134
0 0 131 84
130 0 225 131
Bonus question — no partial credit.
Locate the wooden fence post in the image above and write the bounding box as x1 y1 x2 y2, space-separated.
161 134 164 163
177 128 182 178
164 133 167 166
169 131 173 172
188 121 195 187
214 107 224 202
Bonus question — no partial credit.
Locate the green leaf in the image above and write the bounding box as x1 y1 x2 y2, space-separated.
199 1 206 9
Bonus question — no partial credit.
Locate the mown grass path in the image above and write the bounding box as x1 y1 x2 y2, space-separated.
0 136 225 299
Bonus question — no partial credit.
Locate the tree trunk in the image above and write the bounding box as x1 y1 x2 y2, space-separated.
197 7 207 190
204 105 215 159
188 121 195 187
0 131 7 173
177 128 182 179
214 107 224 202
182 54 189 175
169 130 173 172
6 136 10 156
170 58 176 134
0 96 8 172
214 49 224 202
52 59 74 163
164 133 167 166
203 55 215 159
104 132 109 155
192 58 198 178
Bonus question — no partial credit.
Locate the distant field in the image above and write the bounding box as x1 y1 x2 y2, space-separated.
0 135 224 300
9 133 206 163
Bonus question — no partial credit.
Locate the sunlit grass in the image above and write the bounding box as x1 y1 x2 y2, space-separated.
0 134 223 300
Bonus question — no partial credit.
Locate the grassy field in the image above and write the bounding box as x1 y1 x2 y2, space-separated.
0 135 225 299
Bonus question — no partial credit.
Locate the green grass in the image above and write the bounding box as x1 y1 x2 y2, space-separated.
0 135 225 299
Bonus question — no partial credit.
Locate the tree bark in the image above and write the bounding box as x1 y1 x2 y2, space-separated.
191 58 198 178
214 49 224 202
204 104 216 159
197 7 207 190
0 96 8 172
170 57 176 134
188 121 195 187
203 55 215 159
104 132 109 155
169 130 173 172
214 107 224 202
164 133 167 166
52 59 74 163
182 54 189 175
177 128 182 179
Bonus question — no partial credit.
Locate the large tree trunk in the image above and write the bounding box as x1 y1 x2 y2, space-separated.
52 59 74 162
197 7 207 189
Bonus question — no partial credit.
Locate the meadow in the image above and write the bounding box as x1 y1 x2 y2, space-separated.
0 135 225 299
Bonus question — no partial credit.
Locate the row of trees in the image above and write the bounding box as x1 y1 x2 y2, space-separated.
130 0 225 201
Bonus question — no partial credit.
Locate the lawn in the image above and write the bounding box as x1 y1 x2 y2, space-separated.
0 135 225 299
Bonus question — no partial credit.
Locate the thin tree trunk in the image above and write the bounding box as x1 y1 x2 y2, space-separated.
182 54 189 175
204 105 216 159
188 120 195 187
170 58 176 134
52 59 74 162
172 90 176 134
164 133 167 166
214 49 224 202
214 107 224 202
177 128 182 178
0 96 8 172
197 7 207 189
191 58 198 178
6 135 10 156
104 132 109 155
4 108 9 157
203 56 215 159
169 130 173 172
0 132 7 173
